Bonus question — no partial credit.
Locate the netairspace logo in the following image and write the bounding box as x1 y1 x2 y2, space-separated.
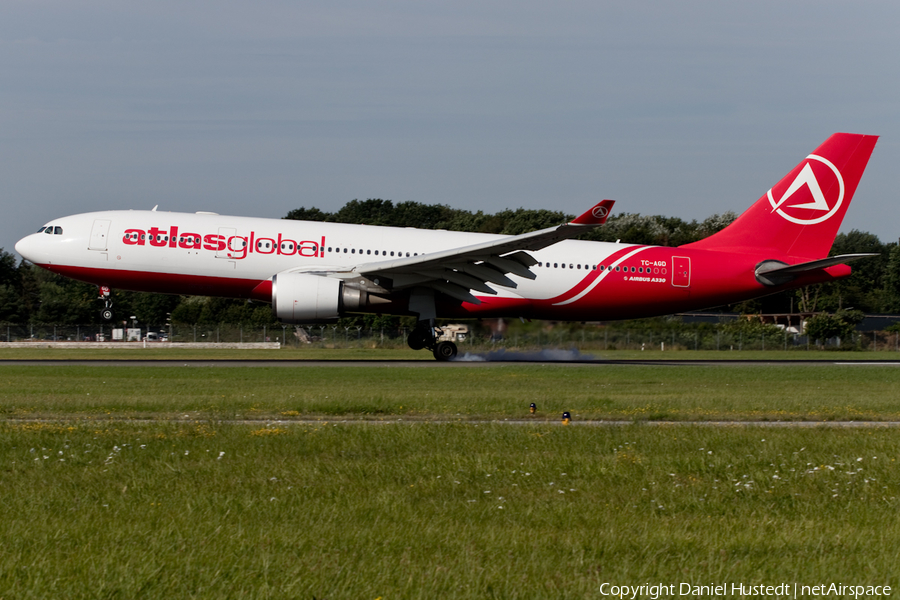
598 582 891 599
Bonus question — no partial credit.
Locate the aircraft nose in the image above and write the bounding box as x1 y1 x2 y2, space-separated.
15 234 41 263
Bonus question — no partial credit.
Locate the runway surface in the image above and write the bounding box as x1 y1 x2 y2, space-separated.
2 359 900 367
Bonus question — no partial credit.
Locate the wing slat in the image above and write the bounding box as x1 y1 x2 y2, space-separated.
446 263 517 288
484 256 536 280
415 269 498 295
430 281 482 305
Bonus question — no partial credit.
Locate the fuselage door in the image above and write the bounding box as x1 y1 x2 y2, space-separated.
672 256 691 288
216 227 236 259
88 219 111 251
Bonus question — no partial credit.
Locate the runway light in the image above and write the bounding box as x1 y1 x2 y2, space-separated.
562 411 571 425
529 403 537 414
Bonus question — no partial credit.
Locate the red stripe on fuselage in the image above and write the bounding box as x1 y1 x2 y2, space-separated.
443 247 851 321
41 264 273 302
542 245 648 306
37 247 853 322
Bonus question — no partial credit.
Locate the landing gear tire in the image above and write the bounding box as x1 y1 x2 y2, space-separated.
407 328 431 350
432 341 458 361
101 309 113 321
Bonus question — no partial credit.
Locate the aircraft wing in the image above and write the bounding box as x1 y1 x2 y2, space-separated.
349 200 615 304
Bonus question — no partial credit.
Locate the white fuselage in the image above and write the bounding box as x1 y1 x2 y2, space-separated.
16 209 640 304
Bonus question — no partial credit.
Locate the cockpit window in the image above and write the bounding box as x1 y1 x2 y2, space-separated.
44 228 53 235
54 226 63 235
37 226 47 233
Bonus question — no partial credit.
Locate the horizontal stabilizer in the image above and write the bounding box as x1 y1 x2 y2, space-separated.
755 253 877 286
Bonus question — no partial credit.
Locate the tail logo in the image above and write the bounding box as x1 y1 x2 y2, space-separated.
591 205 610 219
767 154 845 225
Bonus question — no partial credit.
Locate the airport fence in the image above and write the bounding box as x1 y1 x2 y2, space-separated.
2 322 900 352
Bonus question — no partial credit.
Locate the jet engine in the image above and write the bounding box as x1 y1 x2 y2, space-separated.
272 272 382 323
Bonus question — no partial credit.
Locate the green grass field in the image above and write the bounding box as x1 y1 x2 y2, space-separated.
3 359 900 598
3 422 899 598
2 363 900 421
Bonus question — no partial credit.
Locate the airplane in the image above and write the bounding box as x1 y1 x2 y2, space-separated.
15 132 878 360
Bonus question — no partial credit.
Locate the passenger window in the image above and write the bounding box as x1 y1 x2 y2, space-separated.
631 266 635 273
615 266 620 272
367 250 371 255
390 251 395 256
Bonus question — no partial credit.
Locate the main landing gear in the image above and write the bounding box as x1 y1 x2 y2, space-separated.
407 321 458 361
98 286 114 321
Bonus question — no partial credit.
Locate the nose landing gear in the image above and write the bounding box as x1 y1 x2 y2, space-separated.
98 286 114 321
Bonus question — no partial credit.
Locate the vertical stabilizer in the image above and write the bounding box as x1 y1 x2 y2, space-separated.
683 133 878 258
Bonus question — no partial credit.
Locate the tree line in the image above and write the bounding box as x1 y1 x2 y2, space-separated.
2 199 898 327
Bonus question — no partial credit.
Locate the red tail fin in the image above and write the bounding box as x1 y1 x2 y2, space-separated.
683 133 878 258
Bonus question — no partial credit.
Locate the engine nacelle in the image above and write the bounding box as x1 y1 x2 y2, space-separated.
272 272 377 323
272 273 343 323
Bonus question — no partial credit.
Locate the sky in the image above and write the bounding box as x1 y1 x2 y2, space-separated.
2 1 899 257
